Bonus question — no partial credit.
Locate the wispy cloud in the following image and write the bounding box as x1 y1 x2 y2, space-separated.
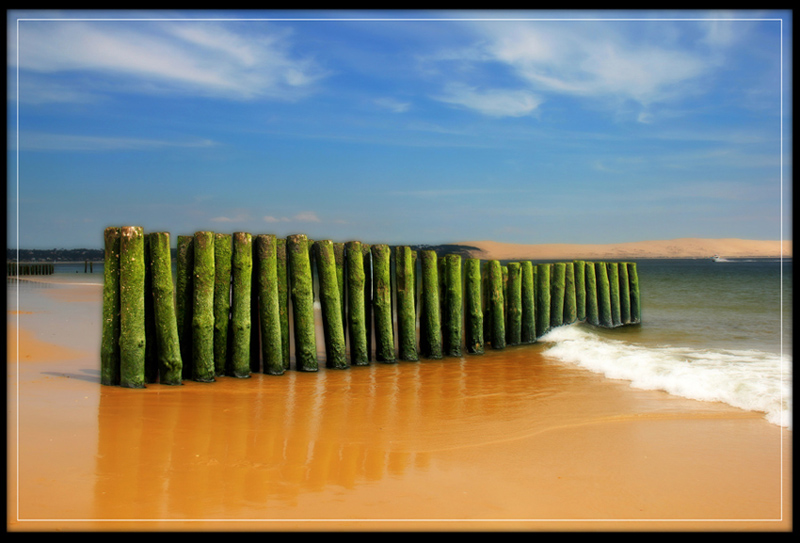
15 131 217 151
11 20 327 103
433 83 542 118
373 97 411 113
263 211 321 223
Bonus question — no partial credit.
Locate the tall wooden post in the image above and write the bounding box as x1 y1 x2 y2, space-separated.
119 226 146 389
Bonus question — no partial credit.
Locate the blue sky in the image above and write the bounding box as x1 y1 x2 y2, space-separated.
7 10 792 249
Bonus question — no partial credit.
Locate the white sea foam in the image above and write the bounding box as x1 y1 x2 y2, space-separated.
539 325 792 429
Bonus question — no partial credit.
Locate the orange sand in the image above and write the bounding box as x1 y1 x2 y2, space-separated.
6 276 792 532
456 238 792 261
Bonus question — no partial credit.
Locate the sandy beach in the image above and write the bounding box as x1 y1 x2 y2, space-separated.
6 271 792 532
454 238 792 261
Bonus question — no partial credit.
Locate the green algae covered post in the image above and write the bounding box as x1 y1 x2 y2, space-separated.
150 232 183 385
536 263 551 338
550 262 566 329
564 262 577 325
288 234 318 372
420 250 443 359
316 240 348 369
176 235 194 380
464 258 484 355
619 261 631 325
143 234 158 383
395 246 419 362
119 226 146 389
362 243 373 362
276 238 290 370
444 254 463 357
628 262 641 324
607 262 622 327
595 261 613 328
521 261 536 344
101 227 121 386
346 241 369 366
256 234 284 375
192 232 216 382
574 260 586 322
334 242 347 338
371 244 396 363
230 232 252 378
487 260 506 349
249 252 261 374
506 262 522 346
213 233 232 377
585 262 599 326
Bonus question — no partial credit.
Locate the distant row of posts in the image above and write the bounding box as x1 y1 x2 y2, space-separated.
100 227 641 389
7 262 55 276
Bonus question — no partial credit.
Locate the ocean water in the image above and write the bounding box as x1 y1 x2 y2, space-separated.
539 258 792 429
36 257 794 429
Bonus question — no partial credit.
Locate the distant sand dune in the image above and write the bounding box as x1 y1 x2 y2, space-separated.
453 238 792 261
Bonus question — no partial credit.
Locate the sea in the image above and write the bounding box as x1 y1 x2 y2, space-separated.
29 256 794 429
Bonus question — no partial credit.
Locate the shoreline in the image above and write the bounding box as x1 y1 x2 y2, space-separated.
7 271 792 531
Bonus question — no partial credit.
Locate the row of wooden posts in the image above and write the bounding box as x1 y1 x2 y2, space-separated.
7 262 55 276
100 227 641 388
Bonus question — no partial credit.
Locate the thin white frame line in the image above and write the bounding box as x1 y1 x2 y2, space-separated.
11 13 789 526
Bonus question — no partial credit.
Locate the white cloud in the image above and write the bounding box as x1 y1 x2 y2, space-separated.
374 97 411 113
16 131 216 151
434 83 542 118
12 20 326 102
263 211 321 223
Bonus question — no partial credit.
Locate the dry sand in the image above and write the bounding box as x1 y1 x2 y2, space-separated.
455 238 791 261
6 275 792 532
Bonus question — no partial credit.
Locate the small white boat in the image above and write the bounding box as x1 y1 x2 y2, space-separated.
711 254 723 262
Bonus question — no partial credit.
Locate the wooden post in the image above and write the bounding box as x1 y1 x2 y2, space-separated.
521 261 536 343
464 258 484 355
608 262 622 327
506 262 522 346
444 254 462 357
362 243 373 362
176 235 194 380
585 262 599 326
371 244 395 363
619 261 631 325
346 241 369 366
100 227 121 386
564 262 577 325
334 242 346 341
192 232 216 382
256 234 284 375
213 233 232 377
574 260 586 322
143 233 158 383
228 232 252 378
595 261 612 328
420 250 443 359
536 263 551 337
316 240 348 369
119 226 146 388
550 262 566 329
395 246 419 362
276 238 290 370
150 232 183 385
487 260 506 349
628 262 641 324
250 248 261 374
288 234 318 371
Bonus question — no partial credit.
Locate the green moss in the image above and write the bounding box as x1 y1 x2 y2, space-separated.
213 233 232 377
150 232 183 385
608 262 622 327
488 260 506 349
176 235 194 380
595 261 612 328
256 234 284 375
288 234 318 371
444 254 463 357
536 263 551 337
520 261 536 343
316 240 348 369
371 244 395 363
573 261 586 322
465 258 484 355
276 238 290 370
119 226 146 388
585 262 599 326
395 246 419 361
420 250 443 359
564 262 577 325
100 227 121 386
346 241 369 366
628 262 641 324
192 231 216 382
506 262 522 346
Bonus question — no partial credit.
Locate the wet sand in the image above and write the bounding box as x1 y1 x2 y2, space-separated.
6 276 792 531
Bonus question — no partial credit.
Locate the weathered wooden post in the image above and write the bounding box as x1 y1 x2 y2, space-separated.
395 246 419 362
316 240 348 369
371 244 395 363
619 261 631 325
595 261 613 328
143 234 158 383
334 242 346 339
487 260 506 349
228 232 252 378
574 260 586 322
213 233 232 377
362 243 373 362
119 226 146 388
521 261 536 343
256 234 284 375
464 258 484 355
100 227 121 386
346 241 369 366
150 232 183 385
550 262 566 329
276 238 290 370
250 250 261 374
176 235 194 380
536 263 551 337
564 262 577 325
628 262 641 324
191 232 216 382
506 262 522 346
585 261 599 326
607 262 622 327
420 250 443 359
444 254 462 357
288 234 318 371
